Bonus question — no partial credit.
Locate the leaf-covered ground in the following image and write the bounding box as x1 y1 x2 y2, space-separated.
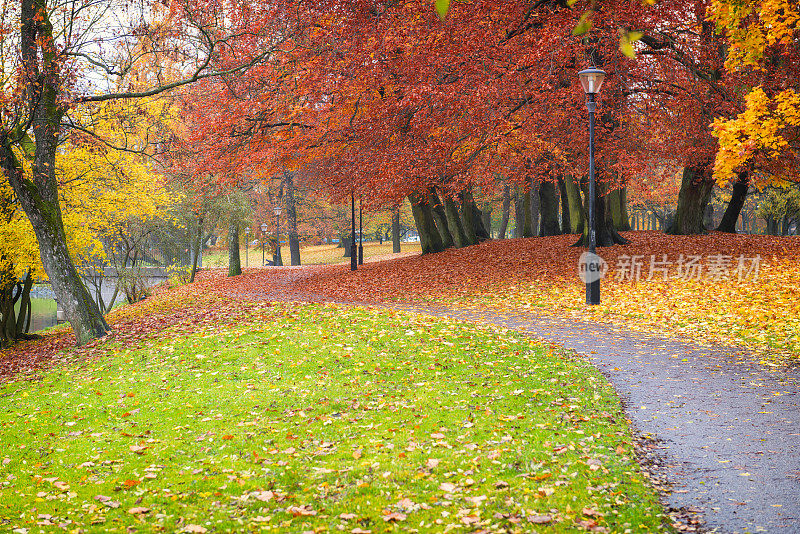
227 232 798 361
0 303 668 533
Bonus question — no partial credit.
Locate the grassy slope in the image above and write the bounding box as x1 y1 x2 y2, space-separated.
0 303 667 533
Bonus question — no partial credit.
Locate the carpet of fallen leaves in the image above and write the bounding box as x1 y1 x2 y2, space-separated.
217 232 800 361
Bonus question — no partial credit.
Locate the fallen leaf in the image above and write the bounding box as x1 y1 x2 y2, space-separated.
439 482 457 492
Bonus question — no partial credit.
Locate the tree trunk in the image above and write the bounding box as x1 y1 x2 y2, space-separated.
443 196 471 248
343 235 352 257
609 187 631 231
666 165 715 235
527 180 540 237
458 190 480 244
617 187 631 231
562 175 584 234
539 180 561 236
227 224 242 276
703 202 714 230
558 178 571 234
429 190 455 249
482 204 492 239
392 208 401 253
409 193 445 254
513 187 524 238
608 189 622 231
189 216 203 283
0 269 19 348
498 184 510 239
284 172 301 265
717 172 749 233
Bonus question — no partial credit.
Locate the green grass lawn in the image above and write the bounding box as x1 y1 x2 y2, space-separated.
0 304 668 533
204 242 421 268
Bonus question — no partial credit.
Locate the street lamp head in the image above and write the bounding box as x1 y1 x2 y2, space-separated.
260 223 268 234
578 67 606 95
274 206 282 216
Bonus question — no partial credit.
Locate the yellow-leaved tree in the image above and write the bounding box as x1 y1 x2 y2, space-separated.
710 0 800 185
0 99 177 347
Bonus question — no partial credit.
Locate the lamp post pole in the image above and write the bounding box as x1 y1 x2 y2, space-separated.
358 196 364 265
274 208 283 267
260 222 269 266
578 67 605 306
587 91 599 304
351 193 357 271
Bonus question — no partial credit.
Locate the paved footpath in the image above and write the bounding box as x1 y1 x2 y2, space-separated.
240 269 800 533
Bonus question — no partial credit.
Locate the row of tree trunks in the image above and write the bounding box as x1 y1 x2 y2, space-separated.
574 181 629 247
408 187 491 254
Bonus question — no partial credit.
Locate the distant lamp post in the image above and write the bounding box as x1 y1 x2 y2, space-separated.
350 192 357 272
244 227 250 268
274 206 283 267
260 222 268 266
578 67 606 305
358 197 364 265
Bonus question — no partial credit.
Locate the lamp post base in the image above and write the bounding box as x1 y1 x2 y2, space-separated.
586 280 600 305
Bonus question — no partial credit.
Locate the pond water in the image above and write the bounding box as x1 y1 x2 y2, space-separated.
14 298 58 332
15 275 167 333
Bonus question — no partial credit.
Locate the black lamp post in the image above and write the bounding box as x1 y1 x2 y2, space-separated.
274 206 283 267
350 193 357 271
358 196 364 265
260 222 268 266
244 227 250 268
578 67 606 305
